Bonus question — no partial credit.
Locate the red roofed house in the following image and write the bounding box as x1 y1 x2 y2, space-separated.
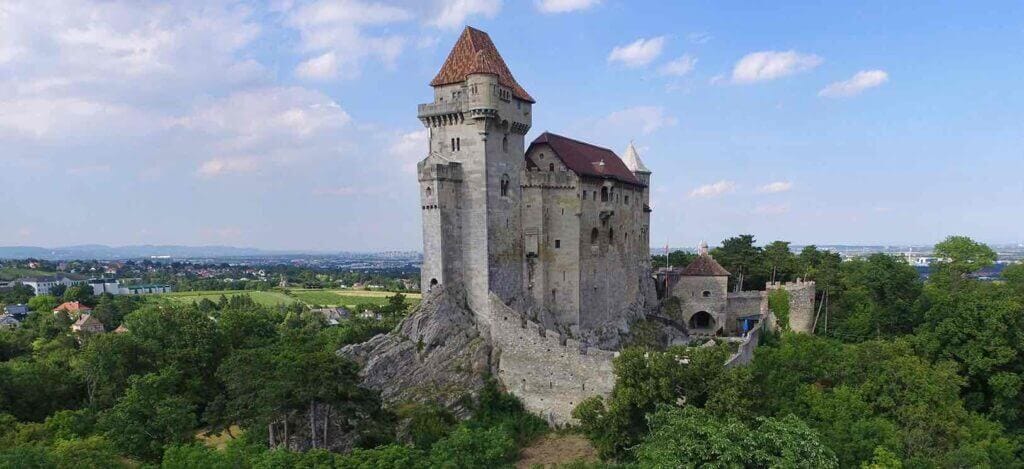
416 27 654 344
53 301 92 317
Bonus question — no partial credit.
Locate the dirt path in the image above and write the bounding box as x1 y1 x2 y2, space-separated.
516 433 599 468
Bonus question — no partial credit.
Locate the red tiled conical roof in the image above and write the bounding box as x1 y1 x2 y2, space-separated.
680 254 731 277
430 26 534 103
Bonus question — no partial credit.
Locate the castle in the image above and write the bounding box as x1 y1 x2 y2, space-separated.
655 241 817 336
417 27 655 347
412 27 813 424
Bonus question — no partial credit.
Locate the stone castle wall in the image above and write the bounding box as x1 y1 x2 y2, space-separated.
767 279 816 333
489 294 616 426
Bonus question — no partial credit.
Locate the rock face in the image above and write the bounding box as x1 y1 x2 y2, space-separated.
339 287 491 418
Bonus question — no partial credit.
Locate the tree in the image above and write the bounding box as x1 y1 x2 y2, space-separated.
762 240 798 284
573 344 736 460
711 235 763 291
99 368 197 461
828 254 923 341
62 284 95 306
651 250 697 270
634 406 838 468
932 236 997 280
74 333 153 408
27 295 58 313
915 281 1024 428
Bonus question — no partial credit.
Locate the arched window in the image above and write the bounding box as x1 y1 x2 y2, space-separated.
425 186 432 198
590 228 599 245
429 278 439 291
502 136 509 152
549 163 555 172
702 290 711 298
500 174 510 197
600 187 608 202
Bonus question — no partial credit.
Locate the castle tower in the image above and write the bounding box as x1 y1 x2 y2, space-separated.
623 142 652 264
417 27 534 321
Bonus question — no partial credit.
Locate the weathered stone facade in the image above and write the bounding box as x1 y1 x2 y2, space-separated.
657 243 816 336
411 27 656 424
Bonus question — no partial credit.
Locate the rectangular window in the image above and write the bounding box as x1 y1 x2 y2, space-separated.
555 239 561 248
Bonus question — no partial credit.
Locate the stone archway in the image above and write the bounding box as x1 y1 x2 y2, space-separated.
689 310 715 330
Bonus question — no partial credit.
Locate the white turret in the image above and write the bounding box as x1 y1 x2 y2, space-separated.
622 141 650 175
698 240 709 256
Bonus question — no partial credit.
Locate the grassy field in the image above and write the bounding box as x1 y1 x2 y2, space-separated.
152 288 420 309
0 268 56 281
156 290 299 307
288 289 421 308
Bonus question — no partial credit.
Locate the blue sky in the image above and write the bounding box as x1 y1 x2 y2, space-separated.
1 0 1022 251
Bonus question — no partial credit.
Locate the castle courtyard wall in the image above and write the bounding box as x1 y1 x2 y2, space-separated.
489 294 616 426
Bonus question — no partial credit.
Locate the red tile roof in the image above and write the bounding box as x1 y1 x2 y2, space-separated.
680 254 731 277
528 132 644 186
53 301 91 313
430 26 535 103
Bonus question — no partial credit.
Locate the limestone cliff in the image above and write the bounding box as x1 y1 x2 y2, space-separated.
339 287 491 418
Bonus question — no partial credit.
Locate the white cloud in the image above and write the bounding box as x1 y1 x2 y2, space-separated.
731 50 823 84
173 87 352 176
536 0 600 14
757 181 793 193
285 0 413 79
389 129 430 173
659 54 697 77
430 0 502 29
819 70 889 98
197 157 259 177
690 180 736 198
608 36 666 68
296 52 339 80
598 106 677 135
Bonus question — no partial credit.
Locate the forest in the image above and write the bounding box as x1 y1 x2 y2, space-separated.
0 235 1021 468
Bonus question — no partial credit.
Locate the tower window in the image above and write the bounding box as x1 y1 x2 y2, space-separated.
625 195 629 205
425 186 432 198
502 136 509 153
549 163 555 172
456 138 461 151
555 239 561 248
601 187 608 202
702 290 711 298
608 228 614 242
500 174 510 197
590 228 599 245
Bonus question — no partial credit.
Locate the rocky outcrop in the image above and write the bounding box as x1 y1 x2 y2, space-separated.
339 287 490 418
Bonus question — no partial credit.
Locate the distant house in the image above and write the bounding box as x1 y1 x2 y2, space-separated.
4 304 29 318
17 276 86 295
113 324 129 334
71 314 105 335
53 301 92 317
312 307 351 326
0 315 20 330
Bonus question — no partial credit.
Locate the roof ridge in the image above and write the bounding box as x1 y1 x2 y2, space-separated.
541 132 615 153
